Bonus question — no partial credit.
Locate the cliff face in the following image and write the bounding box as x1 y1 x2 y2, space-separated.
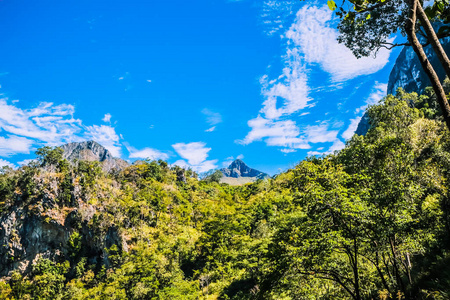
387 37 450 95
355 37 450 136
0 141 131 277
0 177 127 277
60 141 128 172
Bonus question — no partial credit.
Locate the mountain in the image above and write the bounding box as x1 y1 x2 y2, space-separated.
60 140 128 171
219 159 269 185
355 37 450 136
388 37 450 95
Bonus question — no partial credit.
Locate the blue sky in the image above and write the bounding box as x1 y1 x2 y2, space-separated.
0 0 401 175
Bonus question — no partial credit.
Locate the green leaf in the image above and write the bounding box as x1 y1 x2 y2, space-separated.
327 0 337 11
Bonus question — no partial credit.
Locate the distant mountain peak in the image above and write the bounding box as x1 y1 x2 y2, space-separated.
220 159 269 180
228 159 246 169
60 140 128 171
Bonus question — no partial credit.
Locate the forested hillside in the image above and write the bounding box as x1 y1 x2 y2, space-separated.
1 86 450 299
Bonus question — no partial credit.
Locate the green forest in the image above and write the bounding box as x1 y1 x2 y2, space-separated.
1 85 450 299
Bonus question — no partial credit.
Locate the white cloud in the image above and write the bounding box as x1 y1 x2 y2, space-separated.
287 5 391 82
280 148 296 154
127 146 169 161
85 125 122 157
0 98 83 146
355 82 387 114
241 4 391 154
0 158 14 168
0 135 34 157
328 139 345 153
205 126 216 132
173 159 218 173
17 159 35 166
222 154 244 168
239 116 310 149
202 108 222 125
342 117 362 140
261 0 297 36
259 60 311 120
0 97 131 159
172 142 218 173
102 113 112 123
303 123 339 144
172 142 211 165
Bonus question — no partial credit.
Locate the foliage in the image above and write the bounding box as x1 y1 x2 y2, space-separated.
2 90 450 299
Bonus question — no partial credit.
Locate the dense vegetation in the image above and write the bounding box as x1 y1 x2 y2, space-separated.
1 87 450 299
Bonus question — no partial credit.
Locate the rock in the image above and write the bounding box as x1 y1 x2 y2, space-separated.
388 37 450 96
356 34 450 136
355 113 370 136
60 141 129 172
220 159 269 179
0 200 128 277
216 160 269 185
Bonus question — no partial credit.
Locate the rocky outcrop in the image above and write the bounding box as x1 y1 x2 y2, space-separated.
217 160 269 185
220 159 269 179
356 36 450 136
60 141 128 172
0 202 127 277
0 168 128 277
388 37 450 96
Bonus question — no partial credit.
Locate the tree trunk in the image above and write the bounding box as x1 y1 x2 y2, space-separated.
416 1 450 80
353 237 361 300
406 0 450 131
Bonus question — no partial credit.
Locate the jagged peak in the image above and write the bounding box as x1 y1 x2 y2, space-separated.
59 140 128 171
220 159 268 179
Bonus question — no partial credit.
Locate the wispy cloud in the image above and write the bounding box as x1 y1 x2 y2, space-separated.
0 97 124 157
205 126 216 132
342 117 362 140
261 0 297 36
239 116 310 149
241 4 391 154
286 5 391 82
102 113 112 123
202 108 222 125
0 98 83 145
0 135 34 157
355 82 387 115
172 142 218 173
0 158 14 168
222 154 245 167
17 159 35 166
0 97 172 162
85 125 122 157
126 145 169 160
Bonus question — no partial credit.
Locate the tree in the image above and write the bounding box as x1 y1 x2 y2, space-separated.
35 146 64 167
203 170 223 184
325 0 450 130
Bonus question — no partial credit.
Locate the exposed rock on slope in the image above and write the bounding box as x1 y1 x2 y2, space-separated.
60 141 128 171
388 37 450 95
0 176 127 277
219 159 269 185
356 37 450 136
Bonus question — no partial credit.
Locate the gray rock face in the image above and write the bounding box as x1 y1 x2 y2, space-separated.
60 141 128 172
220 159 269 179
0 196 127 277
356 35 450 136
387 37 450 95
355 112 370 136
